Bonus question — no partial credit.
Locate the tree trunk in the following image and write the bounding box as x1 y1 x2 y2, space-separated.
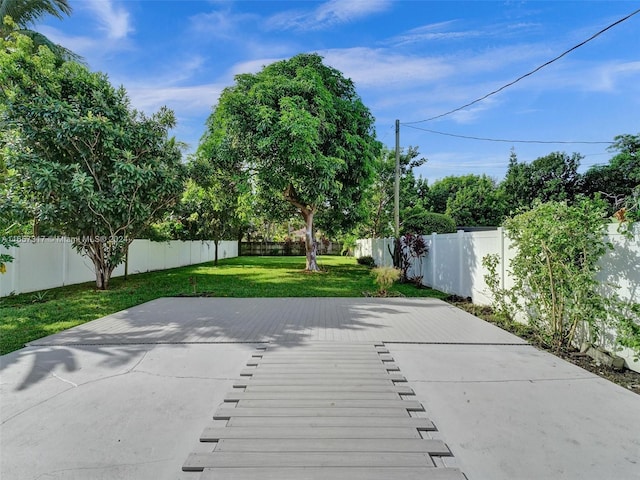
283 184 319 272
88 246 111 290
389 237 401 269
214 238 219 266
302 209 319 271
237 231 243 257
82 237 122 290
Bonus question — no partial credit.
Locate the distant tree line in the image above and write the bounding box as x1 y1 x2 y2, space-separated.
358 136 639 237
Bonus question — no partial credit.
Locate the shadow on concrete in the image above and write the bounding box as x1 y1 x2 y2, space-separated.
2 297 435 390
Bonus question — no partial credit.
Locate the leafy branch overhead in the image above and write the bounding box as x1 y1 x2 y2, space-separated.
1 1 82 61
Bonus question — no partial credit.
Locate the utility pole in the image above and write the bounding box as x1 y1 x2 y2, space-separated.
394 119 400 237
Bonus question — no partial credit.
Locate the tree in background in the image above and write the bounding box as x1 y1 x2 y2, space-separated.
445 174 507 227
423 174 506 227
582 133 640 220
501 150 582 212
422 175 462 215
1 0 80 60
400 209 456 235
181 149 251 265
361 146 427 238
0 32 185 289
208 53 380 270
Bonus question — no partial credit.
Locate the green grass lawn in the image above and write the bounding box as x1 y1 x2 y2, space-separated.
0 256 446 355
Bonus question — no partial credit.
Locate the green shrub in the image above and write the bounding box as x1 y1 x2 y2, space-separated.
483 197 639 361
357 255 375 267
371 266 401 296
401 208 456 235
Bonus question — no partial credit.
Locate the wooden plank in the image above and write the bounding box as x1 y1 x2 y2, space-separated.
200 426 424 440
213 407 410 419
246 359 389 366
183 452 435 469
224 391 401 401
260 347 382 352
235 399 424 410
252 352 391 358
259 351 383 356
234 379 398 387
197 467 466 480
215 438 450 454
258 351 384 356
262 344 384 349
254 351 389 357
240 373 407 382
240 368 394 377
225 416 436 429
241 384 415 394
244 365 400 372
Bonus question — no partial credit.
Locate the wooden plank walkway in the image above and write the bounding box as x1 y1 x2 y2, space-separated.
183 343 465 479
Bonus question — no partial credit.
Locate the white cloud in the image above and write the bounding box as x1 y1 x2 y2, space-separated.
229 57 286 77
502 59 640 96
321 48 453 88
126 84 224 115
35 26 99 56
389 19 543 47
83 0 132 40
315 0 390 24
390 21 483 46
585 61 640 93
189 9 257 39
267 0 391 31
446 97 501 124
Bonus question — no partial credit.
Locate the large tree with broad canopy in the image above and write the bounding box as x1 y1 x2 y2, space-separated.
0 31 185 289
206 53 380 270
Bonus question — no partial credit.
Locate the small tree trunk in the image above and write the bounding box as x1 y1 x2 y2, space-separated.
283 184 319 272
388 237 401 269
214 238 220 266
124 243 129 281
303 210 319 271
89 249 110 290
83 239 118 290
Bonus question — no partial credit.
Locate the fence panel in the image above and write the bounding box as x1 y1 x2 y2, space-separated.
359 223 639 372
0 239 237 296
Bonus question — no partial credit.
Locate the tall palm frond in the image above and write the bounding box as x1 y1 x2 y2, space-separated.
0 0 72 26
1 0 82 62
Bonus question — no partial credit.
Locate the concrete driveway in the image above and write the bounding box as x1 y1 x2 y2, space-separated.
1 298 638 479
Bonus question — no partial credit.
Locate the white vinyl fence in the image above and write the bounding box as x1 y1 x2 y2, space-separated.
0 239 238 297
356 223 640 371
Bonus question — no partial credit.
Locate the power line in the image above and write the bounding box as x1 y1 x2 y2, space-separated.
402 124 614 144
378 123 396 143
403 8 640 125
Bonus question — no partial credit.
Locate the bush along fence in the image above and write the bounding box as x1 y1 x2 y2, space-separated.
0 238 238 297
356 222 640 373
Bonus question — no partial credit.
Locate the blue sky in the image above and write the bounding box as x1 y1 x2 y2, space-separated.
38 1 640 184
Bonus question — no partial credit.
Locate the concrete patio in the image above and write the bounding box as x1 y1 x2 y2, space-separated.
1 297 639 479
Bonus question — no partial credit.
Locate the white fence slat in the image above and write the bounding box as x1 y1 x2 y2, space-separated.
0 239 238 297
357 223 639 372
